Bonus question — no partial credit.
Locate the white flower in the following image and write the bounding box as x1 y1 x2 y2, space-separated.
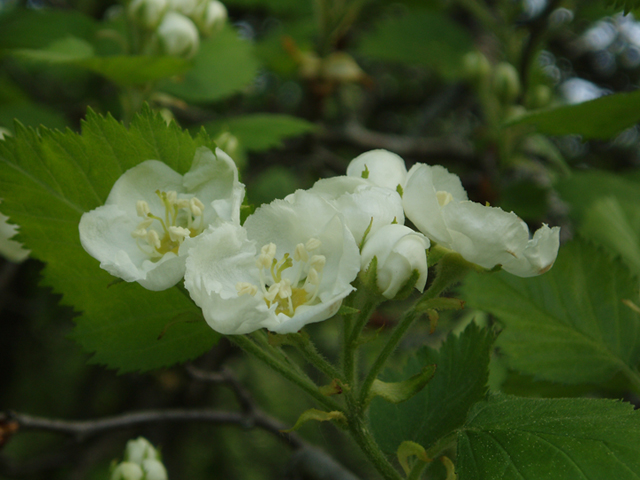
184 190 360 334
0 201 29 263
346 149 408 193
111 462 144 480
403 163 560 277
128 0 168 29
79 147 244 291
168 0 205 16
302 176 404 244
361 224 429 299
157 12 200 58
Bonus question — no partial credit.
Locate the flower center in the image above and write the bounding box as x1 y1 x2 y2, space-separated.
131 190 206 258
236 238 326 317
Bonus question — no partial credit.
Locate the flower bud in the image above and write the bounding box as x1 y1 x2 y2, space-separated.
492 62 521 104
168 0 205 16
361 224 429 299
157 12 200 58
194 0 227 36
128 0 168 29
462 51 491 85
111 462 144 480
124 437 159 464
142 459 168 480
346 149 408 193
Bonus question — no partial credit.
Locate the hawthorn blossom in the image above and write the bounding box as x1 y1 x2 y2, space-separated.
79 147 243 290
361 224 429 299
403 163 560 277
184 190 360 334
303 175 404 244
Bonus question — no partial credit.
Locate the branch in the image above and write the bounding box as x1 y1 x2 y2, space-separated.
6 408 304 449
322 121 475 160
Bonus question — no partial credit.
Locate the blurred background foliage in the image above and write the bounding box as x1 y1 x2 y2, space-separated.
2 0 640 478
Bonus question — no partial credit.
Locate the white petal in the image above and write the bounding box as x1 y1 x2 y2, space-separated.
183 147 245 225
346 149 408 191
501 224 560 277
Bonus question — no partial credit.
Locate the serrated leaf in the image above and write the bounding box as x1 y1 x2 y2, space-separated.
159 26 259 103
205 114 316 152
457 394 640 480
556 170 640 277
0 107 220 372
461 239 640 386
504 89 640 139
355 10 473 78
370 322 494 454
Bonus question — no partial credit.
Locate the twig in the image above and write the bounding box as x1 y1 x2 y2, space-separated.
322 121 475 160
8 408 304 449
186 364 255 414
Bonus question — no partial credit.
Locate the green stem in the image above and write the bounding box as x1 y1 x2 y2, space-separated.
291 334 344 382
344 294 382 386
407 460 428 480
358 307 421 406
425 432 457 460
347 414 404 480
228 335 343 412
359 253 471 405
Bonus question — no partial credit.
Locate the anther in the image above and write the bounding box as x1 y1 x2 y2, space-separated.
136 200 150 217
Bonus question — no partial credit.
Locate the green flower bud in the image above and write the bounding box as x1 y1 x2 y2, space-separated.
157 12 200 58
462 51 491 84
492 62 521 104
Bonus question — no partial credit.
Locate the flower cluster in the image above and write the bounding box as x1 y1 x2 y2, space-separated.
127 0 227 58
80 148 559 336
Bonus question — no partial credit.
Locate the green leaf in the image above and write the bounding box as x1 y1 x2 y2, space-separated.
159 26 259 103
370 322 494 454
461 239 640 386
0 107 219 372
0 8 97 50
11 37 191 85
556 170 640 277
205 114 316 152
457 394 640 480
504 90 640 139
355 10 473 78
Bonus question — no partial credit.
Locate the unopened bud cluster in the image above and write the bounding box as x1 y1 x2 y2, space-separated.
127 0 227 58
111 437 168 480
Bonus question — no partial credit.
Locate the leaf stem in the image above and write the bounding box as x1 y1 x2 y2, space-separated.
344 293 383 386
290 334 345 382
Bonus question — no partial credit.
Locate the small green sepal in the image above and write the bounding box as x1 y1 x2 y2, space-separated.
282 409 347 432
390 268 421 301
318 379 349 396
360 255 380 294
397 441 430 475
358 217 375 250
338 304 360 316
366 364 436 406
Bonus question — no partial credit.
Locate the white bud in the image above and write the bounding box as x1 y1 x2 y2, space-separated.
124 437 158 464
142 459 168 480
157 12 200 58
195 0 227 36
168 0 205 16
128 0 168 29
361 224 429 299
346 150 408 192
111 462 144 480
